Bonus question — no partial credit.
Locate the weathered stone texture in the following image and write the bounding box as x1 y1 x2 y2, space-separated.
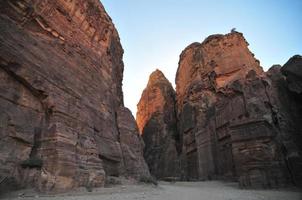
175 32 295 188
137 70 181 180
281 55 302 94
117 107 150 178
137 33 301 188
0 0 149 192
267 56 302 187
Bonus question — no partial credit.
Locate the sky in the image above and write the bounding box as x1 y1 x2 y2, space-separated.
101 0 302 116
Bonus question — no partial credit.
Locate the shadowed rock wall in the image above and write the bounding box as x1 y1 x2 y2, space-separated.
0 0 149 192
267 56 302 186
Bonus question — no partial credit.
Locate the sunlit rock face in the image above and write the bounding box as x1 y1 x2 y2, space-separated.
137 70 181 180
175 32 294 188
0 0 149 192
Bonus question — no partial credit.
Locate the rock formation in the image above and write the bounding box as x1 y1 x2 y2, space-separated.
139 32 302 188
175 32 302 187
175 32 298 188
281 55 302 94
267 56 302 186
0 0 149 193
136 70 180 180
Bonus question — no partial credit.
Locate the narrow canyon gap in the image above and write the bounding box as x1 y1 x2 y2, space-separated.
0 0 301 194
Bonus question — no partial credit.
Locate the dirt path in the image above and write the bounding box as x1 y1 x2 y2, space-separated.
1 181 301 200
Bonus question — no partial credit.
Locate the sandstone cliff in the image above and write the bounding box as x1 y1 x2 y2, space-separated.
281 55 302 94
174 32 292 187
138 32 301 188
136 70 181 180
267 56 302 186
174 32 301 187
0 0 149 192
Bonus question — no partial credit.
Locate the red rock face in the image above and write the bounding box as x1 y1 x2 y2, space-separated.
0 0 149 192
137 33 301 188
175 32 295 187
176 33 263 107
137 70 181 180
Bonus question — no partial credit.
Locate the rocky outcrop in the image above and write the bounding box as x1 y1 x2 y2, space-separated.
117 107 150 178
174 32 296 188
281 55 302 94
136 70 181 180
133 32 301 187
0 0 149 193
137 32 302 188
267 56 302 186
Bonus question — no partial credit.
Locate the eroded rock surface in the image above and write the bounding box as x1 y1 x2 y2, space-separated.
174 32 297 187
176 32 289 187
137 70 181 180
137 33 302 188
267 56 302 186
281 55 302 94
0 0 149 192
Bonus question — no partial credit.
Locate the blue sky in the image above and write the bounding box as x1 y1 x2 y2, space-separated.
101 0 302 116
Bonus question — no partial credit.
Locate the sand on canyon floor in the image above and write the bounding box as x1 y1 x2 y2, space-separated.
1 181 301 200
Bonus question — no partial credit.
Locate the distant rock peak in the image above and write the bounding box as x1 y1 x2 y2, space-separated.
147 69 171 87
137 69 180 179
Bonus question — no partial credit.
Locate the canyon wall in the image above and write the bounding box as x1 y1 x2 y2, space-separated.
268 55 302 186
1 0 300 192
175 32 287 187
137 70 181 180
0 0 149 192
138 32 302 188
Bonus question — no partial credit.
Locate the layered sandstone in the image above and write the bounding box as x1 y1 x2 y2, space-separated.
0 0 149 192
137 70 181 179
175 32 294 187
137 33 302 188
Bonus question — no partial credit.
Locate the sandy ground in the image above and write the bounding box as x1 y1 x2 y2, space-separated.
1 181 301 200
